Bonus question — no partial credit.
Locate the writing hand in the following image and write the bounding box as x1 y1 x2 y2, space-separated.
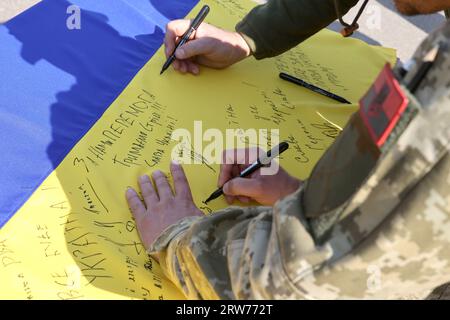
164 20 251 75
125 161 203 251
218 148 302 206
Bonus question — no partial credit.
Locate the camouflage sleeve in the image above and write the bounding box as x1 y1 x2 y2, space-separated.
148 205 283 299
235 0 359 59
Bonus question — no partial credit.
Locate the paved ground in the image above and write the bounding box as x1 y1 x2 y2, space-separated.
1 0 449 300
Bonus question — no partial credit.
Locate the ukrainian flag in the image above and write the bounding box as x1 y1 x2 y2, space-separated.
0 0 198 299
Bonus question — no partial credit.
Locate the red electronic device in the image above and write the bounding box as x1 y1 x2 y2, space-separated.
359 63 410 147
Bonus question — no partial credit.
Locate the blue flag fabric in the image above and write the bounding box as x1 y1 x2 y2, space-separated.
0 0 199 227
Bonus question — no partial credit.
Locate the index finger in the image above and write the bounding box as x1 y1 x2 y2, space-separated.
126 187 147 223
164 19 191 57
171 161 194 200
218 162 236 188
218 148 264 187
218 149 237 187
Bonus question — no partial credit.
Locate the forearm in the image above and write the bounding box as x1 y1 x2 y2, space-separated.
236 0 359 59
148 205 281 299
147 185 321 300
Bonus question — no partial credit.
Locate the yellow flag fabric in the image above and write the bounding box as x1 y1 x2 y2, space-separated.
0 0 396 299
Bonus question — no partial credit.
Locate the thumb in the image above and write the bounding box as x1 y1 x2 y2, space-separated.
223 178 262 199
175 38 214 59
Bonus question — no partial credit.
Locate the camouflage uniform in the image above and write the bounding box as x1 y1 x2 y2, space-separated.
149 22 450 300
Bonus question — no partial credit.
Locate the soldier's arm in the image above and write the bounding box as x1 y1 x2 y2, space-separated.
148 201 312 299
236 0 359 59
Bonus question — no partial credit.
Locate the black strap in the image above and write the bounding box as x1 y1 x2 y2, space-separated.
334 0 370 37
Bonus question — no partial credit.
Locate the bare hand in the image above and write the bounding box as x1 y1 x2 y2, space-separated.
126 161 203 250
164 20 251 75
218 148 302 206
